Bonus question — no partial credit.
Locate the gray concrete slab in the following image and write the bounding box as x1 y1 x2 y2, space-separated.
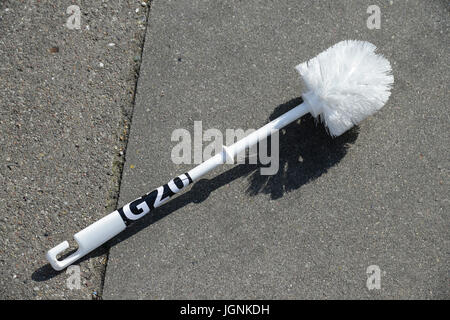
0 1 149 299
103 0 449 299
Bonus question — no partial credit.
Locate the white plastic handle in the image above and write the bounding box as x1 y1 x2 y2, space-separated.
47 103 310 270
46 211 126 271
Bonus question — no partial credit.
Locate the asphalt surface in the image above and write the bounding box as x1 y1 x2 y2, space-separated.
0 1 149 299
103 0 448 299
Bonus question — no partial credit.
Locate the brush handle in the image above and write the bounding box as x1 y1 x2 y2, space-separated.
46 102 309 270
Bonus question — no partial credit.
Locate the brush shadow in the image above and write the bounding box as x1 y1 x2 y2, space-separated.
33 97 358 280
247 97 359 199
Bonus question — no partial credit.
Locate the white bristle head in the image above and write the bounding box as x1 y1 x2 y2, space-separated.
296 40 394 136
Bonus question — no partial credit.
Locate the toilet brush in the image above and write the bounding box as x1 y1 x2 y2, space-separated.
47 40 394 271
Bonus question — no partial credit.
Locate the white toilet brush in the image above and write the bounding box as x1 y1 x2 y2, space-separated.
47 40 394 270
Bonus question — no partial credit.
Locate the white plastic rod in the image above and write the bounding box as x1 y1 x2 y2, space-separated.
46 102 310 270
187 102 309 180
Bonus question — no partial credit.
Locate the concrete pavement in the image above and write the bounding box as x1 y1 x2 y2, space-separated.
102 0 449 299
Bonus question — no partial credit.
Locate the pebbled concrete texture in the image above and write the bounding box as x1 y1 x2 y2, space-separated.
0 0 149 299
103 0 449 299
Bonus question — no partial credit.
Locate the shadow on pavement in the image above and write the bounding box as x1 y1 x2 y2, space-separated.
247 97 359 199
